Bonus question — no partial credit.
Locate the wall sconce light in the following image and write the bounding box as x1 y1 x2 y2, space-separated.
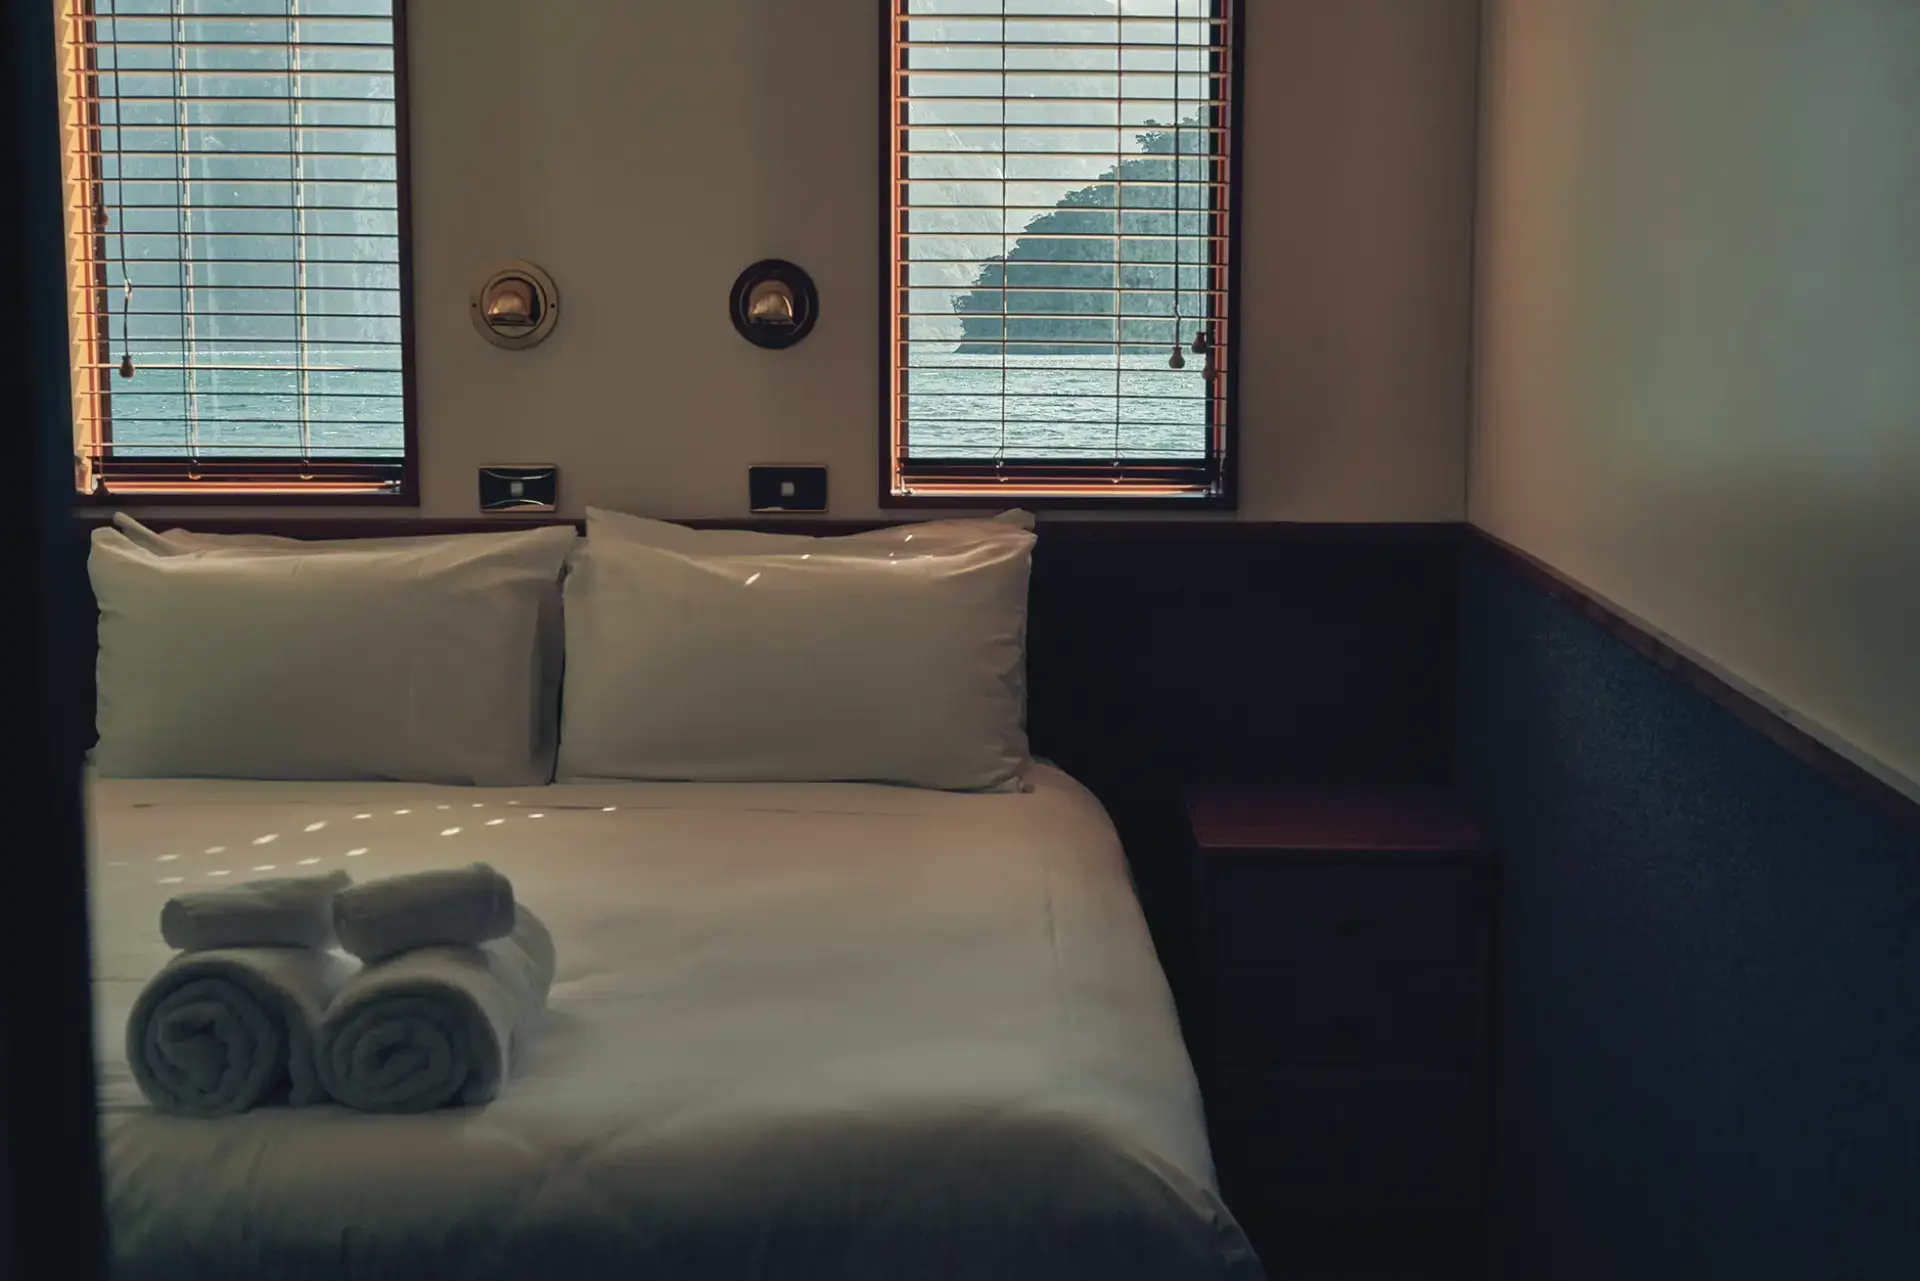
471 261 559 350
729 259 818 349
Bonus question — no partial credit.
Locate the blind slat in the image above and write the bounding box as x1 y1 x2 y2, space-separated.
74 363 400 373
69 95 396 104
71 284 400 293
76 10 390 21
83 123 395 132
76 388 400 397
76 41 389 51
82 151 396 159
91 71 396 81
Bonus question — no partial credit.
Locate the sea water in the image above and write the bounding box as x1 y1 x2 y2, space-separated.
108 349 1208 462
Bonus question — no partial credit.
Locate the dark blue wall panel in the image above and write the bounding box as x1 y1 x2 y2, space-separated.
1458 544 1920 1280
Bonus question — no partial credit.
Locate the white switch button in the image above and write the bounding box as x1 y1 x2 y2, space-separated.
780 480 797 498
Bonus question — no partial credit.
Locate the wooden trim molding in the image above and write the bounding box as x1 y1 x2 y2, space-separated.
72 513 1468 543
1469 527 1920 835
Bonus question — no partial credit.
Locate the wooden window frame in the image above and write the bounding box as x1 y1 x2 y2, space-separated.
881 0 1244 511
59 0 419 506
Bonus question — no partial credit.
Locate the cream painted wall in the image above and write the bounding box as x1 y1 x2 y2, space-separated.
1471 0 1920 791
104 0 1478 523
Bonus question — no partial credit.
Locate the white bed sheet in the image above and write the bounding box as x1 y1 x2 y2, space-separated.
87 765 1261 1281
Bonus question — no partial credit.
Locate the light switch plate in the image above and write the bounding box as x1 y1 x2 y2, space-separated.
479 465 558 512
748 464 828 513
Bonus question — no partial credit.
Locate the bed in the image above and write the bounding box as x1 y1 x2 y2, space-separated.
87 764 1263 1280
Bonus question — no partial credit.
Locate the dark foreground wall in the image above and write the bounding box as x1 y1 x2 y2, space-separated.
1458 539 1920 1281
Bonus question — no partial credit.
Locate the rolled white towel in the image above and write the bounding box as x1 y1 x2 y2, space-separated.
332 863 515 962
317 904 555 1113
126 948 358 1116
160 869 351 952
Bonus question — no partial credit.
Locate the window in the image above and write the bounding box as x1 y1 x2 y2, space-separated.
57 0 414 500
885 0 1240 506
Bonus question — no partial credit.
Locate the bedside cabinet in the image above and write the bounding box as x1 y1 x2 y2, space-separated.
1186 785 1494 1273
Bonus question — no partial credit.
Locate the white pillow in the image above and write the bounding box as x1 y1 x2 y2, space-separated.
90 523 577 785
582 506 1034 553
557 533 1034 790
582 508 1036 726
108 511 490 554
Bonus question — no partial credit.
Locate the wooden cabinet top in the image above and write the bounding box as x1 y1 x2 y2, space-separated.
1185 785 1486 855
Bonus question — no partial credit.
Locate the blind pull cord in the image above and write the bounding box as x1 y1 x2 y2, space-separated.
1168 28 1186 372
106 5 133 380
1189 36 1215 383
118 280 133 380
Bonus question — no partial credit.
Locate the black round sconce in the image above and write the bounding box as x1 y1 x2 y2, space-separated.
729 259 818 349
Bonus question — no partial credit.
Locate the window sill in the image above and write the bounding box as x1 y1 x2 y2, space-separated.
77 486 417 509
881 489 1235 513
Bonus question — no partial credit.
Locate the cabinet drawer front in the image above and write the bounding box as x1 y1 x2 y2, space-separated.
1207 862 1488 974
1206 962 1486 1073
1206 1074 1486 1216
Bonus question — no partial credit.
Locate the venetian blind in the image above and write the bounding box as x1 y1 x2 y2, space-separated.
59 0 411 497
887 0 1238 502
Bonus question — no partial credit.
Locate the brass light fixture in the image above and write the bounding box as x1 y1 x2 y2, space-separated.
471 261 559 350
729 259 818 349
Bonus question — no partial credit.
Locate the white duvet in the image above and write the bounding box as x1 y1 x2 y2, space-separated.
87 766 1261 1281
